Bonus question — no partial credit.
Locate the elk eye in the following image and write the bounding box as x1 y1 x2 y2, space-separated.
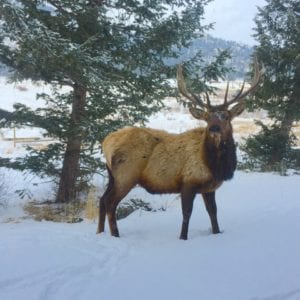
220 112 229 121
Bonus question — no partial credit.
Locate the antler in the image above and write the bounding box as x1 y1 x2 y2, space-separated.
222 58 264 108
177 64 209 110
177 58 264 114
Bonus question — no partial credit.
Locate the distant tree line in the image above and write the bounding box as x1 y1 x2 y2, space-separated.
168 35 253 80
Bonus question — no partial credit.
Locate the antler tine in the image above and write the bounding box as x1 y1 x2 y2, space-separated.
224 82 230 105
225 58 263 107
177 64 208 109
225 81 245 106
205 91 212 108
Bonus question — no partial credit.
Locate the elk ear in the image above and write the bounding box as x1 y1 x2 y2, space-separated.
189 107 209 121
229 101 245 119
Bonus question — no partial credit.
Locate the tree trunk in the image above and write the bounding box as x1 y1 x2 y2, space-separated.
56 83 86 203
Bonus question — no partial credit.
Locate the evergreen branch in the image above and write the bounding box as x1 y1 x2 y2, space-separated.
0 106 50 131
0 108 14 122
45 1 76 18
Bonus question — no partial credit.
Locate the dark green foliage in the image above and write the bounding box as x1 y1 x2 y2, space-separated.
0 0 230 201
242 0 300 172
240 122 298 173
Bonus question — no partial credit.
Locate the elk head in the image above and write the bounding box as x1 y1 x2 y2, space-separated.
177 60 263 148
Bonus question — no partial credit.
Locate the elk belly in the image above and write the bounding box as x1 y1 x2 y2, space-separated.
139 147 183 194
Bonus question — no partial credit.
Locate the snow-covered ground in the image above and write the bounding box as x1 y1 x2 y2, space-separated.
0 78 300 300
1 172 300 300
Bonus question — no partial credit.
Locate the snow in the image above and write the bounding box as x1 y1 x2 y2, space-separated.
0 172 300 300
0 79 300 300
0 77 50 111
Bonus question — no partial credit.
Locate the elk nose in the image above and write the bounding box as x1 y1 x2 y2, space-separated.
209 125 221 133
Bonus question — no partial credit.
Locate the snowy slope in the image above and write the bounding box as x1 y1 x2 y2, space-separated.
1 171 300 300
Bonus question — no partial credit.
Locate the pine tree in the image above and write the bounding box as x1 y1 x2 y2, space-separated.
0 0 229 202
242 0 300 171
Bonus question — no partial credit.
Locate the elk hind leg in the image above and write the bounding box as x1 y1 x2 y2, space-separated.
100 151 139 237
202 191 221 234
97 166 114 234
105 184 132 237
104 167 135 237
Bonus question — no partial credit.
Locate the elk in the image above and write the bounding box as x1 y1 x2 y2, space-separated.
97 61 263 240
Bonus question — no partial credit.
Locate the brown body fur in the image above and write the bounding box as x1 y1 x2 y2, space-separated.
104 126 220 195
97 125 233 239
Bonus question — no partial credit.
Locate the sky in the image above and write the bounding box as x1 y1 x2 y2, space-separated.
204 0 267 46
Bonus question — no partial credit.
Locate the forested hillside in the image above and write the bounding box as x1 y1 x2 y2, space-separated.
168 35 252 79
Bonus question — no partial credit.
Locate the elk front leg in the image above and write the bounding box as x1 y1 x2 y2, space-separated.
202 191 221 234
180 186 196 240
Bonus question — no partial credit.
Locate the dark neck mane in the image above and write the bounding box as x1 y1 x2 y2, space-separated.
205 136 237 181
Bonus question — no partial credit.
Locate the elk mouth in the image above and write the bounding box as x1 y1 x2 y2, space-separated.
208 125 222 148
209 131 222 148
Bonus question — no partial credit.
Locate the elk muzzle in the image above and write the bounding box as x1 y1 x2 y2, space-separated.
208 128 222 148
209 124 221 133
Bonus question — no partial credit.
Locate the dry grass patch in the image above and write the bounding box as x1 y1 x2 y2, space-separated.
24 201 85 223
233 121 261 136
85 186 98 222
23 186 100 223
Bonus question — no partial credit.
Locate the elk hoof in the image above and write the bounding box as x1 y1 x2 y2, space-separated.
111 230 120 237
96 226 104 234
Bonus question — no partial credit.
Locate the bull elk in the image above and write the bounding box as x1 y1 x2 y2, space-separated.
97 61 263 240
